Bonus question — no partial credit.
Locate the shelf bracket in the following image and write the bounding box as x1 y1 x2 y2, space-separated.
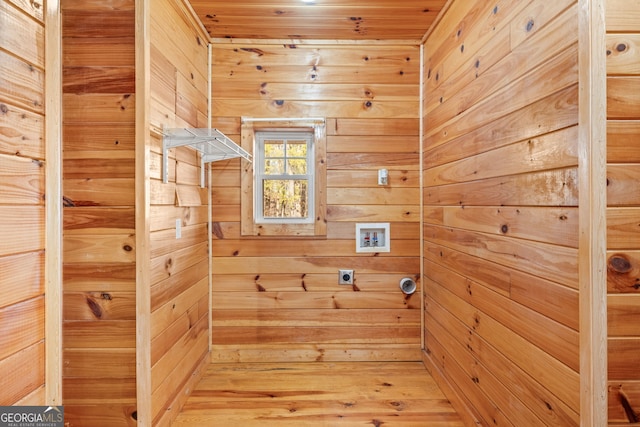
162 128 252 187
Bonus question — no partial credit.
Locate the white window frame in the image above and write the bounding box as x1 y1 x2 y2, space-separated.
254 130 315 224
240 118 326 237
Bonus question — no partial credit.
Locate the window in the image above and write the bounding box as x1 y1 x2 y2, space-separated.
255 131 314 224
241 119 326 237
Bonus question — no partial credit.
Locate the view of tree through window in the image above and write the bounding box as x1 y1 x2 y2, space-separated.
262 138 309 219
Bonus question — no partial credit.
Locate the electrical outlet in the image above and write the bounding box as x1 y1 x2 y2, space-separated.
339 269 354 285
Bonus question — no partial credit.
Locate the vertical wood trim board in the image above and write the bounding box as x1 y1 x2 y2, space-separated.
45 0 63 406
419 43 426 352
136 0 152 425
422 1 583 425
578 0 608 425
605 0 640 424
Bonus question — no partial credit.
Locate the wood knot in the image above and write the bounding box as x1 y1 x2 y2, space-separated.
62 196 75 207
526 19 534 32
609 255 632 273
212 222 224 239
86 296 102 319
501 224 509 233
123 244 133 252
617 43 627 52
619 388 639 423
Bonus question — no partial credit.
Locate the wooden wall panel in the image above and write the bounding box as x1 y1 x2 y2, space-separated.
149 0 210 425
61 0 137 425
210 42 422 363
0 0 46 406
606 0 640 423
422 1 581 426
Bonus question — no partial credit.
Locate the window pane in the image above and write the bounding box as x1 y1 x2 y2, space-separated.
262 179 308 218
264 159 284 175
264 141 284 157
286 142 307 157
287 159 307 174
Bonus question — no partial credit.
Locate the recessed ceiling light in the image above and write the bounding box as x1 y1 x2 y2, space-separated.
302 0 316 3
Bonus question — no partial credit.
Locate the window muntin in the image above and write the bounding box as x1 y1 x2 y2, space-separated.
255 131 314 223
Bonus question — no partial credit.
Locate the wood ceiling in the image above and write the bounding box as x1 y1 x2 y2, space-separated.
188 0 450 42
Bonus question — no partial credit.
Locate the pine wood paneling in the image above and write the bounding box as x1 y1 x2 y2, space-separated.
61 0 137 424
148 0 211 424
0 0 46 407
608 121 640 164
606 0 640 423
0 342 45 407
211 40 421 363
422 1 581 425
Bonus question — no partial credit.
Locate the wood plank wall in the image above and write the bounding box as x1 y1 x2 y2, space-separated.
422 1 581 425
605 0 640 423
0 0 47 406
148 0 210 425
209 42 422 363
61 0 137 424
59 0 209 424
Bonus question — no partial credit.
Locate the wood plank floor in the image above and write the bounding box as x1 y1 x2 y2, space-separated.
172 362 465 426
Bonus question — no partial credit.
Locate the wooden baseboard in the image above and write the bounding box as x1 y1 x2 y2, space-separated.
154 351 211 427
210 344 423 363
421 349 481 427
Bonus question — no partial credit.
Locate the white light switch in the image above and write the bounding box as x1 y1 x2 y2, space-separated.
378 169 388 185
176 219 182 239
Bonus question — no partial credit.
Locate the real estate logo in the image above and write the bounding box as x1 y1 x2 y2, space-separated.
0 406 64 427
